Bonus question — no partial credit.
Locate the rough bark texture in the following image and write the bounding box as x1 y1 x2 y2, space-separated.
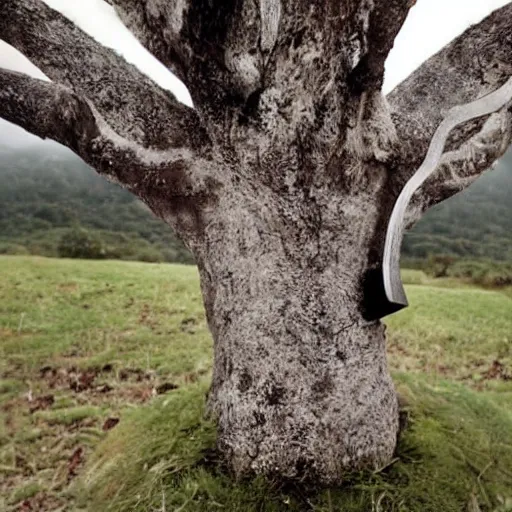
198 191 398 479
2 0 511 484
388 3 512 223
0 0 208 151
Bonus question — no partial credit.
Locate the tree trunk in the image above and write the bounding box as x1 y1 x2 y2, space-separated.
3 0 511 489
197 189 399 484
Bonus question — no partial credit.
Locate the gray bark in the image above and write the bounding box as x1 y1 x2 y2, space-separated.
0 0 208 151
389 3 512 222
198 193 398 480
1 0 511 484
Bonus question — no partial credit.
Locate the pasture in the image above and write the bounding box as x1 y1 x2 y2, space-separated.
1 257 511 511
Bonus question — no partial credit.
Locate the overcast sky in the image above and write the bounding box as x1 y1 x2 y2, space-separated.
0 0 510 149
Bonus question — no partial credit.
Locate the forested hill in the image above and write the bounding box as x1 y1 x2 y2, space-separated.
403 150 512 261
0 142 511 262
0 142 193 263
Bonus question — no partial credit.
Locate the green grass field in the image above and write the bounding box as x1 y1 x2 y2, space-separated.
1 257 511 511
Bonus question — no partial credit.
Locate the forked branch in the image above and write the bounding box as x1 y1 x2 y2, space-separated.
107 0 415 123
0 69 187 187
388 2 512 215
0 0 209 152
0 68 220 244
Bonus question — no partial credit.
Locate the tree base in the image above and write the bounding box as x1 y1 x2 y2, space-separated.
206 322 399 485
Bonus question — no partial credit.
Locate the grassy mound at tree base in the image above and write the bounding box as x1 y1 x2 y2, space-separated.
78 374 512 512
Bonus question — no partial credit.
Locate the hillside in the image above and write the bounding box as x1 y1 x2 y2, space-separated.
0 142 193 263
0 142 511 262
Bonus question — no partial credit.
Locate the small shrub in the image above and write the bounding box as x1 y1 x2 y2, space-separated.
0 243 30 255
418 256 512 289
447 259 512 288
132 247 164 263
58 228 106 259
425 254 456 278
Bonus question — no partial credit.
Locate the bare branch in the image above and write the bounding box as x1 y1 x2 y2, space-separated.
388 3 512 216
0 68 220 240
0 0 209 152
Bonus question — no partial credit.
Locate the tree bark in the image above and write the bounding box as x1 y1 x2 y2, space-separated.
205 288 397 482
195 183 398 482
0 0 208 151
389 2 512 219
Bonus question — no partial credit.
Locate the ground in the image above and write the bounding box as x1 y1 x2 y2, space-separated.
0 256 511 511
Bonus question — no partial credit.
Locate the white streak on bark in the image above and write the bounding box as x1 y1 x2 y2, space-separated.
347 35 362 71
405 109 512 229
260 0 281 53
384 76 512 306
90 104 193 166
348 0 374 67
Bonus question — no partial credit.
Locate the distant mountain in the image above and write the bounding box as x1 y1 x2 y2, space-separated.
0 144 510 263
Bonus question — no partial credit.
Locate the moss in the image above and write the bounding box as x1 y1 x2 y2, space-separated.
79 376 512 512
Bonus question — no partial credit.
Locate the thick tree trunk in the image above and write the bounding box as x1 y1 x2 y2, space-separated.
197 193 399 484
3 0 512 489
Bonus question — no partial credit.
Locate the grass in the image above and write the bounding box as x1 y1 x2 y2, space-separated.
78 376 512 512
33 406 103 426
386 281 512 388
0 255 211 375
1 256 512 511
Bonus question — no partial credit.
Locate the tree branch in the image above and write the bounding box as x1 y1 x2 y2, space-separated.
0 68 177 185
348 0 416 94
0 0 209 152
107 0 265 106
405 108 512 226
388 3 512 217
104 0 189 84
0 68 220 241
0 69 99 159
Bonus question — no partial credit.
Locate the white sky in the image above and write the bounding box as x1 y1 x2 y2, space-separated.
0 0 510 147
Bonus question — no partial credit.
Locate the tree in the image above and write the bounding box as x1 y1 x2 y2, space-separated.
1 0 511 484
